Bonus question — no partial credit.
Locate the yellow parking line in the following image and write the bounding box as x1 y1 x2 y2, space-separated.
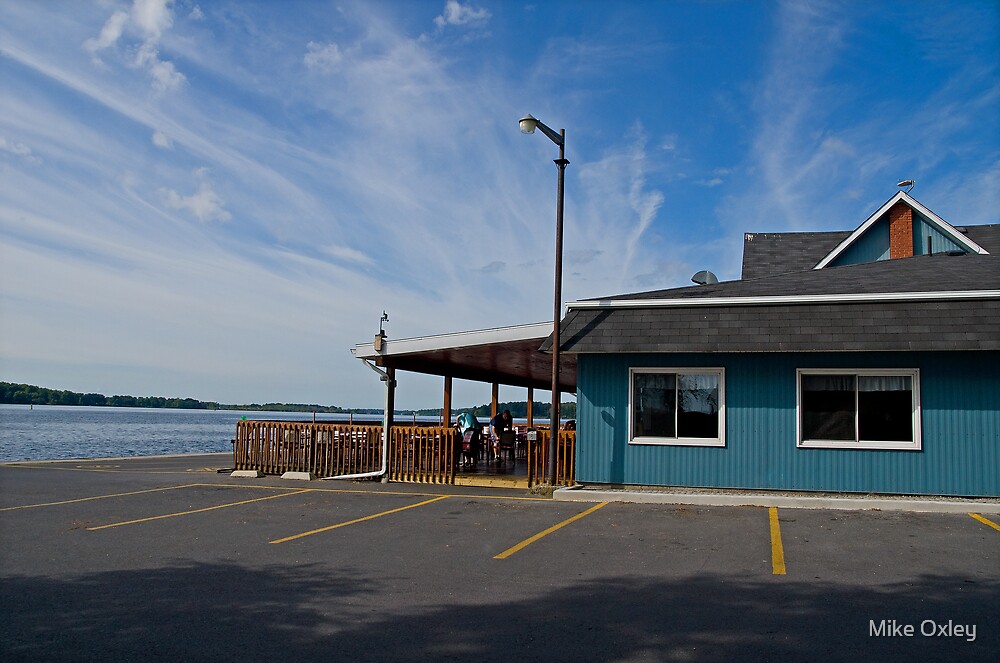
0 484 199 512
87 489 312 530
270 495 450 544
969 513 1000 532
494 502 608 560
200 483 550 501
769 506 786 575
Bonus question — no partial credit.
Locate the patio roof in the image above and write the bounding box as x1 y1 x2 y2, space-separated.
351 322 577 391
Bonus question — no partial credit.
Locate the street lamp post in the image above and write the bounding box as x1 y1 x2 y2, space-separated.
519 113 568 486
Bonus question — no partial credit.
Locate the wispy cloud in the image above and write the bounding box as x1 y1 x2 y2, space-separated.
0 136 38 163
83 0 185 92
151 130 172 149
572 123 666 293
728 0 998 237
434 1 491 29
479 261 506 274
162 169 231 222
83 10 128 56
321 244 374 266
747 1 850 228
304 41 342 72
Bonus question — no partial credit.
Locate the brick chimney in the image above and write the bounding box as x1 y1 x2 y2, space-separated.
888 201 914 259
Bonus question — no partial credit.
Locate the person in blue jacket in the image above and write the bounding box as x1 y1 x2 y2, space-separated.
456 411 481 467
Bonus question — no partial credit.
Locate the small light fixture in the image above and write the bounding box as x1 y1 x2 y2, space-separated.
519 114 538 134
374 310 389 352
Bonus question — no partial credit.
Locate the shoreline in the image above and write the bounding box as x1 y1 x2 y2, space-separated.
1 451 234 465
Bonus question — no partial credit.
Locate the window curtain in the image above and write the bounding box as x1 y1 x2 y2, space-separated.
678 374 718 414
858 375 911 392
802 374 855 392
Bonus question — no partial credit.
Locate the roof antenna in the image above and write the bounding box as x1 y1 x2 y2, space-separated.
897 179 915 193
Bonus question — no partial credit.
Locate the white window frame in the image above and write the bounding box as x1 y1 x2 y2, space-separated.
628 367 726 447
796 368 922 451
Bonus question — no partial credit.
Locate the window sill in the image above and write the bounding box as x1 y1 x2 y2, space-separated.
630 437 725 447
798 440 921 451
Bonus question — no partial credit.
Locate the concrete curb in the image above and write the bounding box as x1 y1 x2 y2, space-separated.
231 470 264 478
553 486 1000 513
281 471 316 481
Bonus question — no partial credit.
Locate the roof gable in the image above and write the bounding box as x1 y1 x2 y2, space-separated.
813 191 989 269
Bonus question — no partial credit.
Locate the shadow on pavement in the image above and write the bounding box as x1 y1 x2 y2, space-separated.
2 562 996 662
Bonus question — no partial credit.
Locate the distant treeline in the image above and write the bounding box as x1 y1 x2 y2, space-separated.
0 382 573 418
0 382 365 413
419 400 576 420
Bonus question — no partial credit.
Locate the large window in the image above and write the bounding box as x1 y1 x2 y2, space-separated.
629 368 725 446
797 369 921 450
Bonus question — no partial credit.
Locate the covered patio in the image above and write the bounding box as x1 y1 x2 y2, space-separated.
232 322 578 488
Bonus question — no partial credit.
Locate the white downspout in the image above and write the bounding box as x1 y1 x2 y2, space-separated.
321 359 391 481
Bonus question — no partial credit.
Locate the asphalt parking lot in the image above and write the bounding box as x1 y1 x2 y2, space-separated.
1 454 997 662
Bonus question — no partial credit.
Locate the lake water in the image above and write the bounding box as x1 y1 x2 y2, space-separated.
0 405 415 463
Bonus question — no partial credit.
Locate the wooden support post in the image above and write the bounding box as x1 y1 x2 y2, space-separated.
442 375 452 426
385 368 396 432
526 387 534 427
491 382 499 419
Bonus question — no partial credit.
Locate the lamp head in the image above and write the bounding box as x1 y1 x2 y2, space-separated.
519 114 538 134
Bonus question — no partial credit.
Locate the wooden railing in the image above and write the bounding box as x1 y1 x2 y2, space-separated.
233 420 574 486
527 429 576 487
387 426 457 484
234 420 383 476
233 420 457 483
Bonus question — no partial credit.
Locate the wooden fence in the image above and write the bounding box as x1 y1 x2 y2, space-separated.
233 420 574 486
387 426 457 484
527 429 576 487
233 420 383 477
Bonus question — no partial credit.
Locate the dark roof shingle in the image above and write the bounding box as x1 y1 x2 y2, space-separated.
552 254 1000 354
740 230 850 279
586 253 1000 302
963 224 1000 253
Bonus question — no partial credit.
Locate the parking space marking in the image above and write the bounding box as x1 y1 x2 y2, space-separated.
269 495 451 544
494 502 608 560
0 484 200 512
769 507 786 575
87 489 312 530
969 513 1000 532
200 483 551 502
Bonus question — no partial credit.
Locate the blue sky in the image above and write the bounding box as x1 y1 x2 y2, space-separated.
1 0 998 410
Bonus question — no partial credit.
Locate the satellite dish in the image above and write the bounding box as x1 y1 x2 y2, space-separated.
691 270 718 285
897 179 915 193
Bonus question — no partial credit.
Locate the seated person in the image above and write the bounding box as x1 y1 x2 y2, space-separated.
489 409 514 462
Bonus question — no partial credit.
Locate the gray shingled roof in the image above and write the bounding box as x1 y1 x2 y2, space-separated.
548 254 1000 354
740 230 850 279
963 224 1000 253
739 223 998 280
555 299 1000 353
587 253 1000 302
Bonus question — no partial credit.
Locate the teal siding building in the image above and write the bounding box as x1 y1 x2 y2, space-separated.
576 351 1000 496
555 191 1000 497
